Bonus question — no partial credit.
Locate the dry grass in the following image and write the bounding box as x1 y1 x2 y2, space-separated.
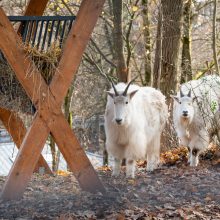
24 43 62 84
0 43 62 113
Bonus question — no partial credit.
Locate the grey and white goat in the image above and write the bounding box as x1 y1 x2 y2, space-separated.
172 78 219 166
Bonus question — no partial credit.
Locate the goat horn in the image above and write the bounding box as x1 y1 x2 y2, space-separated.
180 87 184 97
187 89 191 97
123 75 138 96
108 77 119 96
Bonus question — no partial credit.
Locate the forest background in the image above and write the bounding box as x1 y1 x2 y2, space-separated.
0 0 219 169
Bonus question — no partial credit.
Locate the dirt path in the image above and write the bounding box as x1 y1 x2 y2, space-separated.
0 161 219 219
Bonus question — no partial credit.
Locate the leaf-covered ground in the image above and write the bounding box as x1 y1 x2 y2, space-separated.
0 147 220 220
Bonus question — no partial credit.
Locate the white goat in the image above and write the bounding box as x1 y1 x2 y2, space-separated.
201 75 220 102
172 78 218 166
201 75 220 143
104 80 168 178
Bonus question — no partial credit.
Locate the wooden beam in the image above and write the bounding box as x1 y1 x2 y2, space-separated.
0 10 50 105
0 108 52 174
22 0 49 16
0 109 25 147
0 0 52 175
1 114 50 200
17 0 49 36
50 0 106 104
0 0 106 200
50 114 105 193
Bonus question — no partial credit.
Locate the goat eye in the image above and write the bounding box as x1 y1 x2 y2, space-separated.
126 101 128 104
179 101 181 104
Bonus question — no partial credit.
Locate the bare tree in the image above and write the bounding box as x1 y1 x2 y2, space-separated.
142 0 152 85
181 0 192 83
153 2 162 89
160 0 183 98
112 0 128 82
212 0 219 73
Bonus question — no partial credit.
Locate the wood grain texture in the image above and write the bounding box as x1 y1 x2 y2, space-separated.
0 0 106 200
17 0 49 33
1 114 50 200
50 113 105 193
0 108 52 174
50 0 106 105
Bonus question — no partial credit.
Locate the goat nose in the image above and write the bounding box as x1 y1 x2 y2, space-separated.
115 119 122 124
183 110 188 115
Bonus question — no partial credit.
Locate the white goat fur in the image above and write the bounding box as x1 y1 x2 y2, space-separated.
105 83 168 178
173 77 219 166
201 75 220 102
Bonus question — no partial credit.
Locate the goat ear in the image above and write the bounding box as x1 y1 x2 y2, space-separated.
171 95 180 103
107 91 114 98
187 89 191 97
129 90 138 99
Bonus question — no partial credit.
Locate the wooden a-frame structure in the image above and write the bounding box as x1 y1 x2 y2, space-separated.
0 0 105 200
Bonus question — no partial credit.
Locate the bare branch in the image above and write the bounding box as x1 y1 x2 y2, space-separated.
212 0 219 73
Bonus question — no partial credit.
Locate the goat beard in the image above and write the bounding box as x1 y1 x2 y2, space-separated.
180 116 191 127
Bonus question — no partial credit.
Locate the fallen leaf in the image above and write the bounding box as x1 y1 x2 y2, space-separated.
132 6 138 12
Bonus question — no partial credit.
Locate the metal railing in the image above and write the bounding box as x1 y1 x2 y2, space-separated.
8 15 76 51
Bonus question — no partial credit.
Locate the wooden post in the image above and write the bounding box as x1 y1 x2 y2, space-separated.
17 0 49 33
0 0 52 174
0 0 105 200
22 0 49 15
0 108 52 174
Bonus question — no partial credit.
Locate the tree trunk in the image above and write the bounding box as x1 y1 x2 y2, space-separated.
112 0 128 82
142 0 152 85
153 2 162 89
160 0 183 98
181 0 192 83
49 134 57 172
213 0 219 74
49 86 73 173
64 85 74 171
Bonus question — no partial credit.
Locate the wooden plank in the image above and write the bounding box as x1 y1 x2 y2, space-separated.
1 114 50 200
0 108 25 147
0 8 51 107
21 0 49 16
15 0 50 174
0 0 105 106
50 113 105 193
0 0 106 200
0 0 106 106
0 108 52 174
50 0 106 105
17 0 49 171
17 0 49 37
0 13 54 196
0 0 105 107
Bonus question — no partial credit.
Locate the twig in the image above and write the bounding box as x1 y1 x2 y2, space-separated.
212 0 219 74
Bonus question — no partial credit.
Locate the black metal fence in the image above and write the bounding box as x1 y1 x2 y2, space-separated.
8 15 76 51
